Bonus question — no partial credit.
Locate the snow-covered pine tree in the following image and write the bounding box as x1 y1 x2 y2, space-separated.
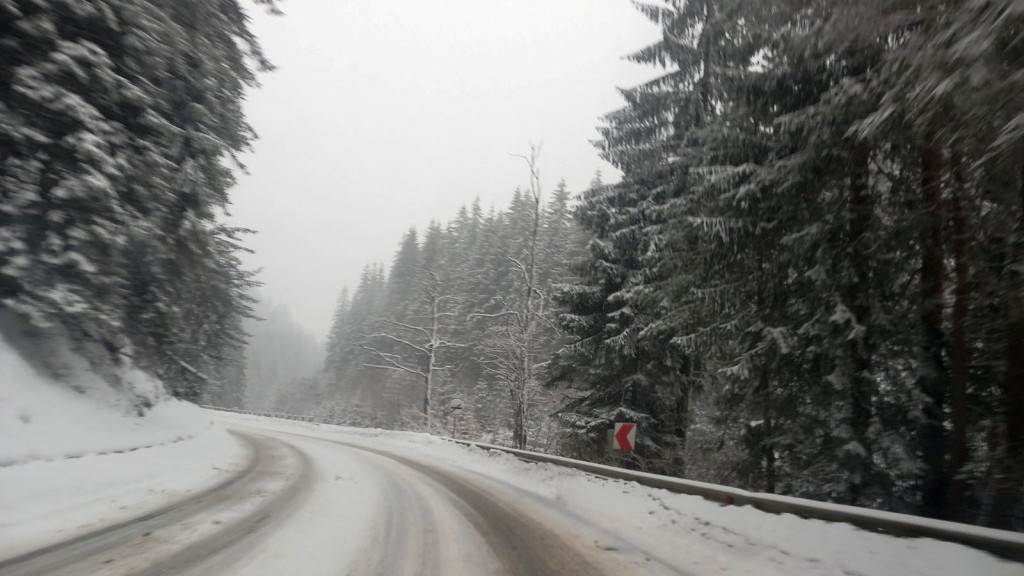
549 174 689 474
385 228 421 318
315 182 585 444
564 0 1024 529
1 0 141 354
0 0 269 400
546 0 720 475
850 0 1024 525
324 287 351 388
336 264 390 423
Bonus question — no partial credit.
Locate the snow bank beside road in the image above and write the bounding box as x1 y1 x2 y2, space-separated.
214 412 1022 576
0 328 201 466
0 332 248 559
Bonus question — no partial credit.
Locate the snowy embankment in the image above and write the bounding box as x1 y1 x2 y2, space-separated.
216 411 1022 576
0 332 247 560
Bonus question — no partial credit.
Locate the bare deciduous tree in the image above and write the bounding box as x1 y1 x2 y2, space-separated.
363 272 458 430
470 144 550 449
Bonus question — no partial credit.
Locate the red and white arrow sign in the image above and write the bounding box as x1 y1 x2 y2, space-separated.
613 422 636 450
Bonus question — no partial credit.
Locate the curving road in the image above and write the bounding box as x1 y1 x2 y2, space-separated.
0 433 309 576
326 439 670 576
1 419 686 576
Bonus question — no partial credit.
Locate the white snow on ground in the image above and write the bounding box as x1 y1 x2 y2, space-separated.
214 411 1023 576
1 323 1019 576
183 434 401 576
0 332 248 559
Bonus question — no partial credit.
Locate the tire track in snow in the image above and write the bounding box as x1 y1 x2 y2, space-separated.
0 432 310 576
304 436 685 576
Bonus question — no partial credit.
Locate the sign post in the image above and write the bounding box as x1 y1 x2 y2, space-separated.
449 398 464 439
611 422 636 451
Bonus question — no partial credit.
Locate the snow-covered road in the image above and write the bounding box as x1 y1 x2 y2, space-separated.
0 433 308 576
3 411 1021 576
199 421 674 576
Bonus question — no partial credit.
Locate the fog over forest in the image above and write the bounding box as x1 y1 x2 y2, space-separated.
229 0 660 338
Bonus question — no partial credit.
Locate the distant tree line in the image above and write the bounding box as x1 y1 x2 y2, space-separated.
243 298 324 413
0 0 269 403
286 180 585 448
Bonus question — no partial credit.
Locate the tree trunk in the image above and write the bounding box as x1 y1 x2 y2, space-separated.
989 155 1024 529
513 387 527 449
947 149 971 520
424 370 431 431
425 293 438 432
918 140 948 519
845 144 874 505
760 366 776 493
991 267 1024 529
514 146 543 451
672 371 691 476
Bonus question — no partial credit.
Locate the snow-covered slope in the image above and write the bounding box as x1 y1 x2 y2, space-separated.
0 330 247 559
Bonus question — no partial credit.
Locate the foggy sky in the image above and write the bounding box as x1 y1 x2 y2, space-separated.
230 1 659 339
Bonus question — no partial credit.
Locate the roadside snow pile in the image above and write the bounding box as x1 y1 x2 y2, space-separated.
0 329 248 559
372 432 1023 576
0 328 205 465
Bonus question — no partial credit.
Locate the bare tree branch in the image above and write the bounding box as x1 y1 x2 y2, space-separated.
383 320 431 339
361 270 463 431
468 310 520 321
366 333 429 355
536 310 559 332
434 339 465 348
508 256 529 279
362 346 428 379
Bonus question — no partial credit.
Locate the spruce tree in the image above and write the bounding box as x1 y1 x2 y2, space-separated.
0 0 270 400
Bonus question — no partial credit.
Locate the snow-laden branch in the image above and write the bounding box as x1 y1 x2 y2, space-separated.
468 310 520 321
362 346 428 379
434 339 464 349
169 353 224 385
508 256 529 281
383 320 431 339
366 333 429 356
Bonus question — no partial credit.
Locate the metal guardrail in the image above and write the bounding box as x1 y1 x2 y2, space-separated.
447 439 1024 562
201 405 1024 562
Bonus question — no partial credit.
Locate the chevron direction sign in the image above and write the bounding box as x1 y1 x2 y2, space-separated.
612 422 636 451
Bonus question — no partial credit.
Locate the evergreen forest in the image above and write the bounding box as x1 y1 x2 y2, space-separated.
0 0 265 404
279 1 1024 530
1 0 1022 532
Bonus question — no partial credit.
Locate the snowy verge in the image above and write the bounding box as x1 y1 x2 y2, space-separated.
0 324 203 466
0 330 249 559
448 438 1024 561
213 412 1023 576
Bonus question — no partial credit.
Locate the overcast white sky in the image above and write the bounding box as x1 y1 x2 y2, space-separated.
230 1 660 339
